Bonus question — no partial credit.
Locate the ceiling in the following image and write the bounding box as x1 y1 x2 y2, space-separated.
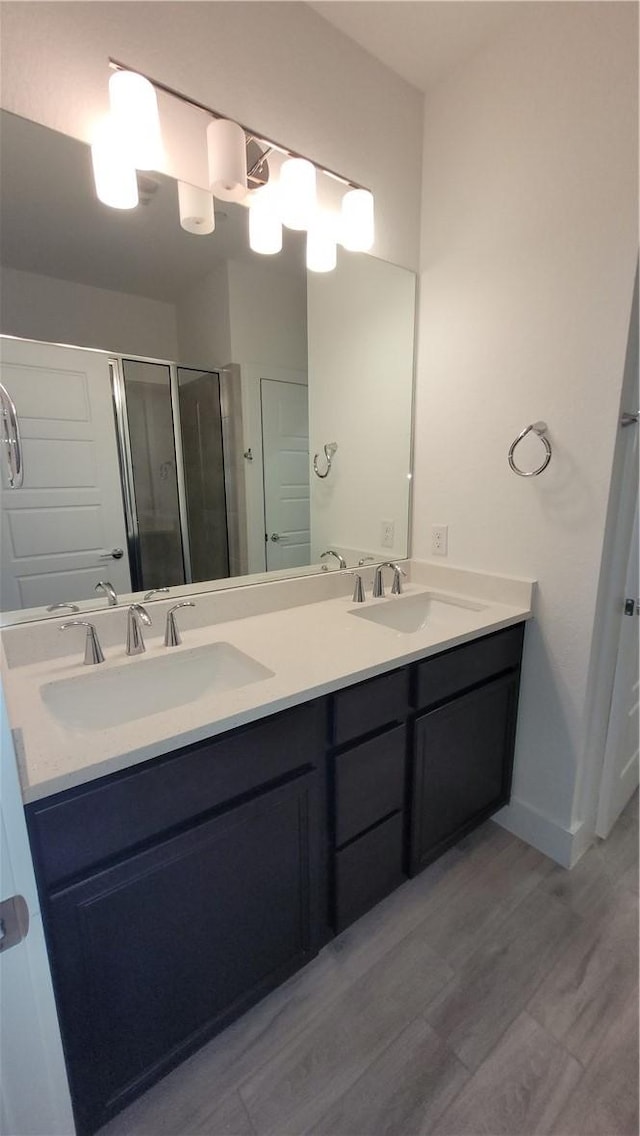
308 2 531 93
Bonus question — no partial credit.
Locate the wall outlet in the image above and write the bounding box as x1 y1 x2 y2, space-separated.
432 524 448 556
381 520 394 549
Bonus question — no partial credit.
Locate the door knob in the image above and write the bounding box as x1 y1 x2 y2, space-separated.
99 548 124 560
270 533 280 542
0 895 29 953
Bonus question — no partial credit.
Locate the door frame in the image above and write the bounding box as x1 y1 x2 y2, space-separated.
578 265 639 855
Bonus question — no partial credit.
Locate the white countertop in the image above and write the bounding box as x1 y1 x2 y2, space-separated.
1 562 534 803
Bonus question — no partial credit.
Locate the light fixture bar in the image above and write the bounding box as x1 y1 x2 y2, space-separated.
107 58 371 197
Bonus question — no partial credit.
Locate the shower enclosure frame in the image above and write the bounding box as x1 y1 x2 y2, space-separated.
109 352 228 593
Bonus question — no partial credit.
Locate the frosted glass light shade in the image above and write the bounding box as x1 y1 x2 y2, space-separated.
178 182 215 235
341 188 375 251
108 70 164 171
207 119 248 203
280 158 316 230
249 186 282 255
91 117 139 209
306 214 337 273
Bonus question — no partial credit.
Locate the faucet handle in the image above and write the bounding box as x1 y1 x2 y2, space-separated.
47 602 79 613
144 587 170 601
126 604 152 656
388 563 407 595
165 602 196 647
350 572 365 603
60 620 105 665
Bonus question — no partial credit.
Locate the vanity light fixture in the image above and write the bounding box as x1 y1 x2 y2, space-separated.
98 60 376 268
178 181 215 235
108 70 164 171
249 185 283 255
306 213 337 273
207 118 248 203
91 116 139 209
341 188 375 252
279 157 317 231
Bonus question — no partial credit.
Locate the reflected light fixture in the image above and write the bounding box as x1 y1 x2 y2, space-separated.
306 214 337 273
108 70 164 171
279 158 317 230
341 188 375 252
207 119 248 203
249 185 283 255
178 181 215 235
91 117 139 209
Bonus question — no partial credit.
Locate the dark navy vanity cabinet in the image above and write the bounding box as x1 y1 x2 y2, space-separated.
26 622 524 1135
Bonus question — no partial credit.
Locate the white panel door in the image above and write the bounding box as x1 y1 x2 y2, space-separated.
0 338 131 610
261 379 310 571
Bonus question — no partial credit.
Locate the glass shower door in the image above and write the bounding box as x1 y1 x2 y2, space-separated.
177 368 229 583
121 359 186 590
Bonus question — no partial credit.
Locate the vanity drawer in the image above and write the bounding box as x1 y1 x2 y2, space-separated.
334 725 405 847
27 699 326 889
334 812 405 932
332 668 408 746
414 624 524 710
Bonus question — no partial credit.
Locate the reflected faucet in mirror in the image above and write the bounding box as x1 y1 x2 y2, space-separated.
321 550 347 570
95 581 118 607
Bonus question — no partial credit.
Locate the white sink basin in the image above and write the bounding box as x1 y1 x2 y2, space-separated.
41 642 274 730
350 591 486 634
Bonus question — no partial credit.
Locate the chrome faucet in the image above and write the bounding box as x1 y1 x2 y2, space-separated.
126 604 152 656
47 602 79 613
144 587 170 601
60 620 105 665
95 580 118 607
321 550 347 570
372 561 407 598
164 602 195 647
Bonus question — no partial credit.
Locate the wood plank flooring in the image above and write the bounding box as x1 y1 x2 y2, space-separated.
99 793 638 1136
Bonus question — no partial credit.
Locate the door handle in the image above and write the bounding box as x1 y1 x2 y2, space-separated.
99 548 124 560
270 533 280 542
0 381 24 489
0 895 29 953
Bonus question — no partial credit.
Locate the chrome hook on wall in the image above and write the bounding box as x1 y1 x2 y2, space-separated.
313 441 338 479
508 421 552 477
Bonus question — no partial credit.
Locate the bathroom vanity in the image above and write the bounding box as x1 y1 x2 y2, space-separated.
9 575 528 1136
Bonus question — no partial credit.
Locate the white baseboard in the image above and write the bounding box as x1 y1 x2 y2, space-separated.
495 797 592 868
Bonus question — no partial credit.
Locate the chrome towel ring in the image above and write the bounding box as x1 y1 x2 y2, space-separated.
508 421 552 477
313 441 338 479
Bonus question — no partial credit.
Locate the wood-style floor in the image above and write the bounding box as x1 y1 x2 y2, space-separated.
100 793 639 1136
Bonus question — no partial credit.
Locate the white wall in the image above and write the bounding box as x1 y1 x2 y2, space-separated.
228 259 307 372
175 261 231 368
308 252 415 561
1 266 179 359
0 1 423 271
413 2 638 864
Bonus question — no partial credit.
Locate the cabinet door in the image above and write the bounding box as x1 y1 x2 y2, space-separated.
410 672 519 874
46 774 319 1134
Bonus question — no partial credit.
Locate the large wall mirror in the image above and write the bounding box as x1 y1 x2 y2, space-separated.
0 109 416 623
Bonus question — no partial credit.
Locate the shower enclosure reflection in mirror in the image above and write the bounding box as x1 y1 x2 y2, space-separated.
0 109 416 623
